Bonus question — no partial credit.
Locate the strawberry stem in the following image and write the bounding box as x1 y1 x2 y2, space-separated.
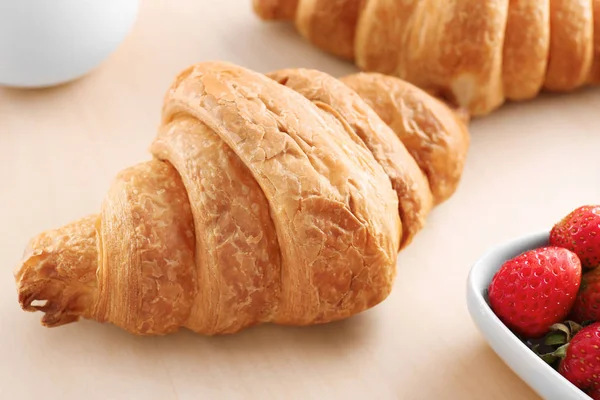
530 321 581 369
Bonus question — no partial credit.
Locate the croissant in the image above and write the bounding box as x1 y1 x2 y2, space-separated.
14 61 469 336
253 0 600 116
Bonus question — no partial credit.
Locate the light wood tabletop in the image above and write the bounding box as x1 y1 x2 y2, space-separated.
2 1 600 399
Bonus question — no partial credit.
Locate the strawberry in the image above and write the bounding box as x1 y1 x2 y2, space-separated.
535 322 600 399
558 323 600 398
550 205 600 269
488 246 581 338
571 267 600 323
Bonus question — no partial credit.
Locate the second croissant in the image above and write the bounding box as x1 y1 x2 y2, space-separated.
253 0 600 116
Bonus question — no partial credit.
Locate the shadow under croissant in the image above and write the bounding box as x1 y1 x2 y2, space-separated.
39 308 377 355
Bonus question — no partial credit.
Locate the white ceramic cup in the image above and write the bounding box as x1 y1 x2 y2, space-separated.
0 0 140 88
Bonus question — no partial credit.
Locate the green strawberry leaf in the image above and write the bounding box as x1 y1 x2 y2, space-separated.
547 321 583 342
545 332 568 346
550 343 569 359
530 321 580 369
565 320 583 336
539 353 559 365
535 343 570 366
549 323 573 341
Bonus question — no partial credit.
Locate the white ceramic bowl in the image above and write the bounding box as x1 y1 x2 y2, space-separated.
466 231 590 400
0 0 140 88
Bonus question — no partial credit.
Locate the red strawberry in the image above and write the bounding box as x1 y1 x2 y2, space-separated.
488 246 582 338
571 268 600 323
550 205 600 269
559 323 600 398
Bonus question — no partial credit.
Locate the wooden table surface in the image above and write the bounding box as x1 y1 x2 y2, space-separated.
2 1 600 399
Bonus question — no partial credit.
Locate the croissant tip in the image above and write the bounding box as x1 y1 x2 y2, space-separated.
14 249 89 328
16 280 82 328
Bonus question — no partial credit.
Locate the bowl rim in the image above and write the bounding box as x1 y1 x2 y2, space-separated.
466 230 590 400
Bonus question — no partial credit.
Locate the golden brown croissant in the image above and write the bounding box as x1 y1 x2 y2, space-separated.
253 0 600 116
14 61 469 336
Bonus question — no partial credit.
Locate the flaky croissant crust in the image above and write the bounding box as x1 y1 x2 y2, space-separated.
14 62 468 336
254 0 600 116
